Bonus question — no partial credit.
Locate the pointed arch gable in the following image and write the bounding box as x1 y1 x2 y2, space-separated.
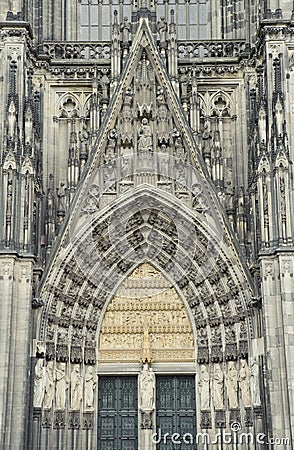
39 185 254 368
36 16 257 389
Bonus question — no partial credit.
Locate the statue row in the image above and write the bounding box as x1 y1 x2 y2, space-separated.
34 361 97 411
99 331 193 349
198 359 261 411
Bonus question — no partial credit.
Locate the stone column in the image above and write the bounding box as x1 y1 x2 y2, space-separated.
0 256 34 450
261 255 294 445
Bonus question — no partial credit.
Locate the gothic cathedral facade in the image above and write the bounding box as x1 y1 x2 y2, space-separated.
0 0 294 449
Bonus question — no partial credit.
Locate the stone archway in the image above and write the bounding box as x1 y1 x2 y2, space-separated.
32 187 262 449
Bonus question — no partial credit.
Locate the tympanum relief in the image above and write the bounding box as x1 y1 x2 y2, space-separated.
98 263 194 363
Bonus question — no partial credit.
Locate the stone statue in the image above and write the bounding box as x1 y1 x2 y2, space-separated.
85 366 97 410
79 123 89 154
8 100 16 139
6 180 13 216
70 364 83 410
138 118 153 152
226 361 239 409
139 363 155 412
158 17 168 47
239 359 251 407
212 364 224 410
250 357 261 406
120 17 131 47
174 137 186 161
157 87 169 142
199 365 210 410
55 363 69 410
33 359 46 407
57 182 67 212
43 361 55 409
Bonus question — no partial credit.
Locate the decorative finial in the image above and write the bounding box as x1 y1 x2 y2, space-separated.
141 318 152 364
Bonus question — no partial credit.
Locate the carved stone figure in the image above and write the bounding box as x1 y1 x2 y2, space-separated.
33 359 46 407
79 123 89 157
6 180 13 216
158 145 170 180
138 118 153 152
239 359 251 407
57 182 67 213
199 365 210 410
158 17 168 47
43 361 55 409
157 88 169 142
70 364 83 410
226 361 239 409
85 366 97 410
139 363 155 411
8 100 16 139
55 363 69 410
250 357 261 406
120 17 131 47
212 364 224 410
174 137 186 161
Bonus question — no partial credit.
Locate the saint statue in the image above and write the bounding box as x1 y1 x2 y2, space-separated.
157 17 168 47
138 118 153 152
250 357 261 406
43 361 55 409
212 364 224 410
33 359 45 407
199 365 210 410
139 363 155 412
239 359 251 407
120 17 131 47
55 363 69 410
226 361 239 409
70 364 83 410
85 366 97 410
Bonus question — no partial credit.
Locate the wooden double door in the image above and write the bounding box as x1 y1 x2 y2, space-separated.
98 375 196 450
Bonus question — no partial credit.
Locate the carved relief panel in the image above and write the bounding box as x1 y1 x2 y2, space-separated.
98 263 195 363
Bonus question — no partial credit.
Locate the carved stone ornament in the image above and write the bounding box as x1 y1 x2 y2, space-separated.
201 411 212 429
68 411 80 429
53 411 65 429
83 412 94 430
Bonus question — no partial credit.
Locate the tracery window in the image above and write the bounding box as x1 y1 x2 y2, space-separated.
80 0 207 41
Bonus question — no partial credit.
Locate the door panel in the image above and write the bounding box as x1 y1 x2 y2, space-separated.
98 376 138 450
156 376 196 450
